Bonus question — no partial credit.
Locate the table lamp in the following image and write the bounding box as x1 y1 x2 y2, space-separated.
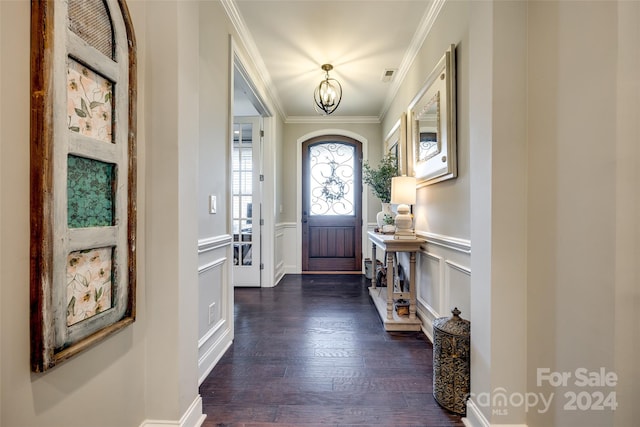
391 175 417 239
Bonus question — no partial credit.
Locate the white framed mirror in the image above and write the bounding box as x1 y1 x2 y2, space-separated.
407 44 457 187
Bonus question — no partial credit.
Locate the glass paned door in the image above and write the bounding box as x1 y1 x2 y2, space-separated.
232 117 261 286
302 137 362 272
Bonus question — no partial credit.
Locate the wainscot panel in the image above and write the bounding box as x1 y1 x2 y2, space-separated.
415 231 471 341
276 222 298 275
197 235 233 384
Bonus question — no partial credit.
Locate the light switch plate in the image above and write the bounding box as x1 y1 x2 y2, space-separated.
209 195 217 214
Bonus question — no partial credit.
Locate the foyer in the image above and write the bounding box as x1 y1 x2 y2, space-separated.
200 274 463 426
1 1 638 427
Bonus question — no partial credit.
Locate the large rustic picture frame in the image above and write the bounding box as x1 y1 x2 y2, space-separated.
407 44 456 187
30 0 137 372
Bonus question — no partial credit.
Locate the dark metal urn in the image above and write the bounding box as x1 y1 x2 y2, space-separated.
433 307 470 415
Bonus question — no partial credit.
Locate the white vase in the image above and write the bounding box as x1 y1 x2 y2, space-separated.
376 202 395 230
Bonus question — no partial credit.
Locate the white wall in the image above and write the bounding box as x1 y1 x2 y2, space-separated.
0 1 148 426
196 0 234 384
143 1 203 422
468 2 529 424
527 1 640 426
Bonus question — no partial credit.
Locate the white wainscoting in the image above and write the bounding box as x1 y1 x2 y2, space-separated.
197 234 233 384
415 230 471 341
139 395 206 427
275 222 298 278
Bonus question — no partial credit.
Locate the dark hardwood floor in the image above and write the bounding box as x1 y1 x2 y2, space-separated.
200 274 464 427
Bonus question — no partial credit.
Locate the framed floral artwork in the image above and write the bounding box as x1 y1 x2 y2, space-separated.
30 0 137 372
407 44 457 187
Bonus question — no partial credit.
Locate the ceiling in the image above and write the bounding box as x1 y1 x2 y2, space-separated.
226 0 436 121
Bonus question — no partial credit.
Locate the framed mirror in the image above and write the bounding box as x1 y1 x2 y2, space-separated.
408 44 456 187
384 112 408 175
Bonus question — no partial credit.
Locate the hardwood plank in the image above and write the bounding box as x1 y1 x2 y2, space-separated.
199 274 463 426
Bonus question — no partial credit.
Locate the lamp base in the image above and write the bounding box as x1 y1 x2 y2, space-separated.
393 204 416 240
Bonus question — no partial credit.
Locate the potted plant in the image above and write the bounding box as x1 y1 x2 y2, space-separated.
362 153 399 230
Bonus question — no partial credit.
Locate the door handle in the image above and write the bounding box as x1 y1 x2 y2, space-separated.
302 211 308 224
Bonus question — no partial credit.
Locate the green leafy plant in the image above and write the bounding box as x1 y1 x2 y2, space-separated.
362 154 398 203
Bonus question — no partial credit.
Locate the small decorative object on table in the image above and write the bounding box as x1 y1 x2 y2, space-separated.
394 300 409 316
363 153 399 229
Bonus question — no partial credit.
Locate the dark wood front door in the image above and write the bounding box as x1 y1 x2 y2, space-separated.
302 136 362 271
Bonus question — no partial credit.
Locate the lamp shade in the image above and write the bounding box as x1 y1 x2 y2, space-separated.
391 176 416 205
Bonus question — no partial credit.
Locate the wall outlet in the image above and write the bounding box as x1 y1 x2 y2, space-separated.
208 302 216 325
209 195 217 214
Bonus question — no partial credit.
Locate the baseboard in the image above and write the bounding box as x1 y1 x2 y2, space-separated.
198 327 232 385
139 395 206 427
417 299 440 342
284 264 300 275
274 261 285 285
463 399 491 427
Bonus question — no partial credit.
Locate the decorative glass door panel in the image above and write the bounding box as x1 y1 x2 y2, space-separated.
232 117 261 286
309 143 355 216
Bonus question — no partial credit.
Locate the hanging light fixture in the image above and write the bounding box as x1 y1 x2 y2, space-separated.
313 64 342 115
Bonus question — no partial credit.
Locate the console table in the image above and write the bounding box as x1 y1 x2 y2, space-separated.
368 231 425 331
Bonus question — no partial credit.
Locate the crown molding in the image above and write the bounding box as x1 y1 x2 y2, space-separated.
223 0 447 124
220 0 287 120
379 0 447 120
285 115 381 125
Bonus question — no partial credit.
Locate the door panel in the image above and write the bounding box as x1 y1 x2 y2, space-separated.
302 136 362 271
232 117 261 286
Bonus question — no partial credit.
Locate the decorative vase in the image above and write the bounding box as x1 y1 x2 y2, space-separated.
376 202 395 230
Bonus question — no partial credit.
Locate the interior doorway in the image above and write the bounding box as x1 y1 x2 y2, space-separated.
232 56 270 287
301 135 363 272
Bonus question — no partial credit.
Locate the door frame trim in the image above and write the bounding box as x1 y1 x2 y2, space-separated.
296 129 369 273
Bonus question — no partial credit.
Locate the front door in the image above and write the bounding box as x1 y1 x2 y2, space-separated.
302 136 362 272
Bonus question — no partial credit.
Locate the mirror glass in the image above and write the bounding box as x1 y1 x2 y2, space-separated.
415 92 440 163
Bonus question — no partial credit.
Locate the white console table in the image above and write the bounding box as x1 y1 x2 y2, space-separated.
368 231 424 331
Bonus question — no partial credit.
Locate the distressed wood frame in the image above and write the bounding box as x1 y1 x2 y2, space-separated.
30 0 137 372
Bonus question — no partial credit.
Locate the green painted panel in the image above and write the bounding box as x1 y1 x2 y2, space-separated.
67 155 115 228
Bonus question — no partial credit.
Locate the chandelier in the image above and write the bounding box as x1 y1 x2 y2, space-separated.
313 64 342 115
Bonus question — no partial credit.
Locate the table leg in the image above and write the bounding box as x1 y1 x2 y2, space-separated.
409 251 417 320
386 251 394 320
371 242 377 289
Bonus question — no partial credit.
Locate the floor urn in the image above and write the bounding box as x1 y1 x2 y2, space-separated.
433 307 470 415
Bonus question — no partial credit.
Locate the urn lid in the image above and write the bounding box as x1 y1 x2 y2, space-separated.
433 307 470 336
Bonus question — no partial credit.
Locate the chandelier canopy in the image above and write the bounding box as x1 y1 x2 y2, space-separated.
313 64 342 115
